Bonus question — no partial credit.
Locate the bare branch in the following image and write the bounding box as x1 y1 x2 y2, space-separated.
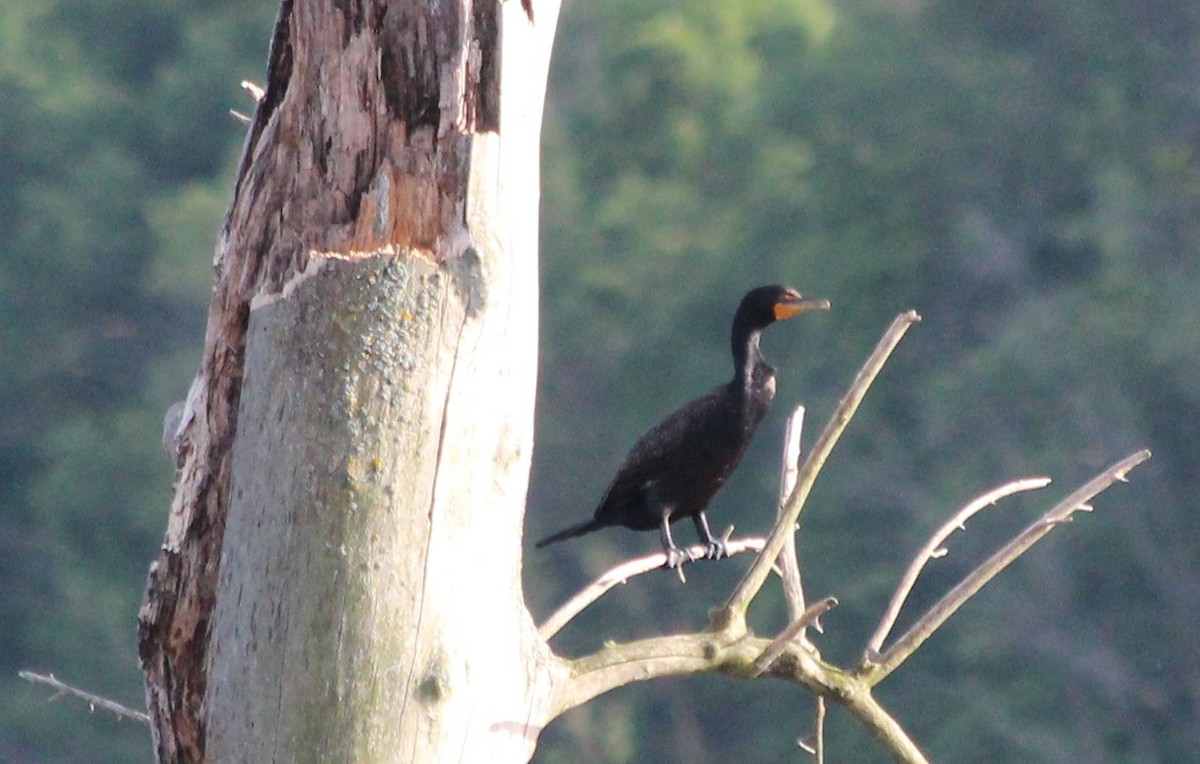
815 697 826 763
799 735 816 754
19 670 150 725
553 622 926 763
798 698 828 760
862 449 1151 683
230 81 266 124
864 476 1053 657
555 628 833 715
240 80 265 102
553 632 770 715
538 537 766 641
752 597 838 677
777 406 808 624
719 311 922 633
840 688 930 764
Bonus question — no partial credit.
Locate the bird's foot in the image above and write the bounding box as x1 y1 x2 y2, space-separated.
664 546 694 569
704 538 731 560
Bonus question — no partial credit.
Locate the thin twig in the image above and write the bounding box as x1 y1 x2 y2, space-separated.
241 80 266 102
864 476 1052 658
720 311 921 632
751 597 838 677
19 670 150 725
538 537 766 641
777 406 807 624
815 697 826 764
231 81 266 124
862 449 1151 683
798 697 827 761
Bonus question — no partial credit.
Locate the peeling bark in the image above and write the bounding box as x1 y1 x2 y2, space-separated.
139 1 562 761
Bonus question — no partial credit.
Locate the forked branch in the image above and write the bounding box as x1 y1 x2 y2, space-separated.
860 449 1152 684
864 476 1053 657
555 626 929 763
538 309 1149 764
720 311 922 632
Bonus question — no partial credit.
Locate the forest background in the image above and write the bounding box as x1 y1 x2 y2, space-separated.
1 0 1196 761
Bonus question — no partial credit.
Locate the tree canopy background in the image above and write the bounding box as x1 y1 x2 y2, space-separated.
2 0 1195 761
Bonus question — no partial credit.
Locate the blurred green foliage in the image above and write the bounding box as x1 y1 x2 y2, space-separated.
0 0 1195 762
0 2 274 761
531 0 1198 761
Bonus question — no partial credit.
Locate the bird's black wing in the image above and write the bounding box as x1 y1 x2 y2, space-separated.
592 387 728 529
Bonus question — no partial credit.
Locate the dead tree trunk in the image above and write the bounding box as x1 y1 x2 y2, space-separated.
138 1 562 761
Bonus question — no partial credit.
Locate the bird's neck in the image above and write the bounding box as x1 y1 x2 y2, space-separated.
732 328 768 390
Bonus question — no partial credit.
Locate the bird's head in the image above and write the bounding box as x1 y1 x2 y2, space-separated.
739 285 830 329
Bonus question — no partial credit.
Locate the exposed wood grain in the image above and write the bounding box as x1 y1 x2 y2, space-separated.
139 2 561 760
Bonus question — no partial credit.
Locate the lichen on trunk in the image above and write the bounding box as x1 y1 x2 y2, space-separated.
139 1 563 761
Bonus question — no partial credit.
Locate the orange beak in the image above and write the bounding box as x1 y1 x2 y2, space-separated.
774 295 830 320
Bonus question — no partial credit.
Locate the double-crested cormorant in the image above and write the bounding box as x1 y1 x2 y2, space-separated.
536 285 829 568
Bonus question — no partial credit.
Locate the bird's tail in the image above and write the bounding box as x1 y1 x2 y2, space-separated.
535 519 603 548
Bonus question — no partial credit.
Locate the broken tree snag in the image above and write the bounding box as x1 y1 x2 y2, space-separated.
139 1 563 762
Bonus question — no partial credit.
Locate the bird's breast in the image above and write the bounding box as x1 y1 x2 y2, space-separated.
742 368 776 430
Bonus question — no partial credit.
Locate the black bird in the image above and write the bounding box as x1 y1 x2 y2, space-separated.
536 285 829 568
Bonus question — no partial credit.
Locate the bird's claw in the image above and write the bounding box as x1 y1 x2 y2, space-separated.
664 546 694 569
704 539 730 560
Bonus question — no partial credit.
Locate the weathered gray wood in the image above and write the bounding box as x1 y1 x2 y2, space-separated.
206 253 552 761
140 1 562 761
